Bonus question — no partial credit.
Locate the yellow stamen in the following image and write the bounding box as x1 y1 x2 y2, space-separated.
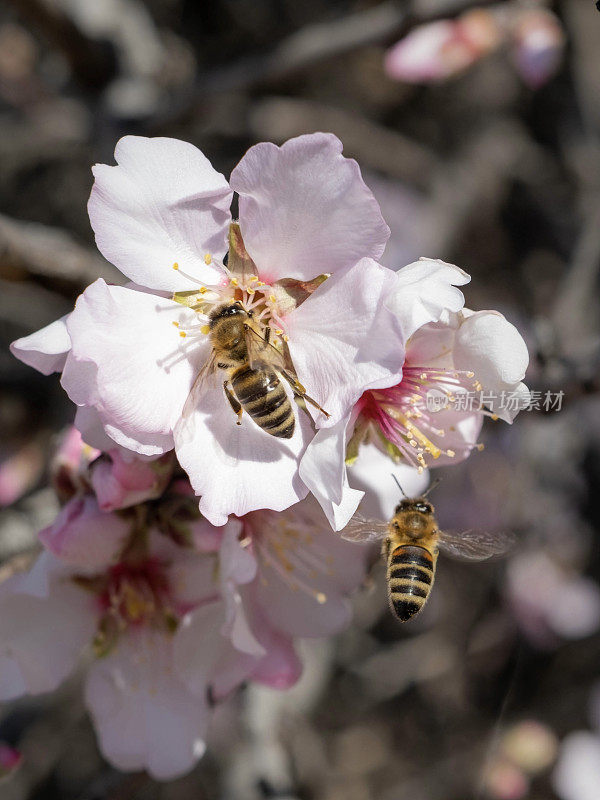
204 253 212 265
173 262 179 270
179 331 187 338
201 324 210 335
269 294 277 303
383 406 442 459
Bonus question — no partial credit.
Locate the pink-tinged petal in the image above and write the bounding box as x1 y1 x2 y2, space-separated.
242 587 302 689
73 406 124 452
10 315 71 376
0 554 96 699
250 631 302 690
39 495 130 568
174 601 258 700
250 501 367 638
285 258 405 427
299 413 364 531
66 280 206 454
85 631 208 781
174 381 311 526
388 258 470 340
347 444 429 521
231 133 389 283
90 451 174 511
88 136 232 292
453 310 529 392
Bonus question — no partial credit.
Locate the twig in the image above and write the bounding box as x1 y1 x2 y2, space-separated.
0 214 121 288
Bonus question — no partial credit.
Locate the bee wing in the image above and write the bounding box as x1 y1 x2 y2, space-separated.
243 323 286 371
437 529 516 561
340 514 389 544
182 350 218 420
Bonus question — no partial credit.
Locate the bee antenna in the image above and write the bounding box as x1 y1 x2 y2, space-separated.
422 477 442 498
391 474 406 498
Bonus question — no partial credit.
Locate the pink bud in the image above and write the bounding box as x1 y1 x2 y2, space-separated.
0 743 22 780
0 442 43 507
385 11 501 83
90 450 174 512
51 426 99 502
511 9 565 88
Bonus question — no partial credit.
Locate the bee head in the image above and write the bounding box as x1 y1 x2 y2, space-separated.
395 499 433 515
209 301 247 324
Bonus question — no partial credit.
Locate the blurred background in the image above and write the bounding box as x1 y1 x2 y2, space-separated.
1 0 599 798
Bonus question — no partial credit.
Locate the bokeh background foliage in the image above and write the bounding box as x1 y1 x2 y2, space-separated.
1 0 599 798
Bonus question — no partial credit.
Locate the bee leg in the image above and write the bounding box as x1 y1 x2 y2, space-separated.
263 326 271 345
223 380 243 425
280 369 330 418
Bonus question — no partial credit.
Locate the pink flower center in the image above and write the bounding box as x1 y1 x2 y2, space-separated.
357 364 479 471
99 558 172 628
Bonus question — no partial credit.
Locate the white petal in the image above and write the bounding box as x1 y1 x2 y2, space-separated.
453 310 529 391
174 380 311 526
65 280 205 454
387 258 470 340
553 732 600 800
285 258 405 427
85 631 208 781
88 136 232 292
0 555 96 699
231 133 389 283
10 315 71 376
348 443 430 520
299 413 364 531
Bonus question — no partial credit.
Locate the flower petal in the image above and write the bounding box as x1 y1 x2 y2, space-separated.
0 554 96 699
88 136 232 292
10 315 71 376
39 495 131 569
453 310 529 391
387 258 470 340
299 413 365 531
285 258 405 426
347 443 430 520
231 133 389 283
174 380 311 526
65 280 206 455
85 631 208 780
252 501 367 637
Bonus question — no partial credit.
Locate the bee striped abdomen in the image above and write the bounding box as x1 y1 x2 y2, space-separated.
231 366 295 439
387 544 435 622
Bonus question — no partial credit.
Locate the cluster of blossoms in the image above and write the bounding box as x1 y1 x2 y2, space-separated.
7 132 530 778
385 3 564 88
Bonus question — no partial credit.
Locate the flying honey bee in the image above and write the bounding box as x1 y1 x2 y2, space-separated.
342 485 514 622
184 300 329 438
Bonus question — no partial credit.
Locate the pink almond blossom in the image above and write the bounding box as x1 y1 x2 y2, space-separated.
11 133 406 525
301 260 530 529
0 480 366 778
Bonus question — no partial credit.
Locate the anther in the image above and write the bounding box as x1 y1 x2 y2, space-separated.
179 331 187 338
249 276 258 282
269 294 277 303
201 325 210 335
172 321 179 328
315 592 327 604
446 449 455 457
173 262 179 270
204 253 212 265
